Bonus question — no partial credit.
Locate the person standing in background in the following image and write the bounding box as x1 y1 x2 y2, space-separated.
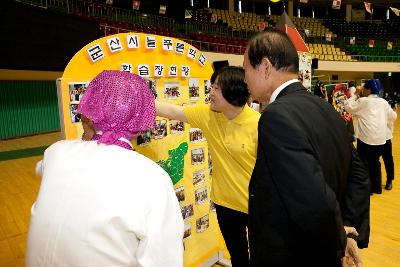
382 105 396 190
348 81 356 97
344 79 397 195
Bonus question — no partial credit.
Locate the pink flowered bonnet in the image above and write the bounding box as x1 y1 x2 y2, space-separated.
77 70 155 145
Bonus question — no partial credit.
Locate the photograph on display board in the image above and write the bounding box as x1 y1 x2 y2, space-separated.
195 186 208 205
145 78 157 99
298 53 312 91
181 203 194 220
204 80 211 104
136 130 151 146
68 82 89 123
183 223 192 241
189 128 205 143
151 119 167 139
69 82 88 104
191 148 205 165
175 186 185 202
69 104 81 123
164 81 180 99
170 120 185 134
189 78 200 100
196 214 210 233
193 169 206 187
210 200 216 212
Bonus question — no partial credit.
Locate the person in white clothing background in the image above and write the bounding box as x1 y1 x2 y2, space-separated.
26 70 184 267
344 79 397 195
382 106 396 190
348 81 356 97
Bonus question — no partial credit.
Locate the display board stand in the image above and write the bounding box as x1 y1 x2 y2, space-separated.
56 32 222 267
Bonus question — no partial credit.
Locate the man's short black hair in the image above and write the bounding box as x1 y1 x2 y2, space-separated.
212 66 250 107
247 28 299 73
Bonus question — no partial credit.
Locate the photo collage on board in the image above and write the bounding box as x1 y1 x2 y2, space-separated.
132 75 213 240
68 82 89 123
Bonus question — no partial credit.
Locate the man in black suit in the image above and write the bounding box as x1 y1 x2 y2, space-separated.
243 29 369 267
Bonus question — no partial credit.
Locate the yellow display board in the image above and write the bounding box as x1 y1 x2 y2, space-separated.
57 33 221 267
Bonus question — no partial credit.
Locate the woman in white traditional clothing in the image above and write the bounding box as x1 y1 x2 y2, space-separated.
26 70 184 267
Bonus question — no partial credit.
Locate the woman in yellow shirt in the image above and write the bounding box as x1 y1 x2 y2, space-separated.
156 66 260 267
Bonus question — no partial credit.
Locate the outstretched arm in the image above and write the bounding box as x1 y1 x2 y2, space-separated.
155 100 188 123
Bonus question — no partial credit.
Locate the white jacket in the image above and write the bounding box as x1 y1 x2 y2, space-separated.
27 140 184 267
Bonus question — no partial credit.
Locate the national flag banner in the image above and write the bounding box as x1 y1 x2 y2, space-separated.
300 0 308 3
387 41 393 50
258 22 266 32
159 5 166 14
106 0 113 5
132 1 140 10
185 10 192 19
390 7 400 16
332 0 341 10
369 39 374 48
350 37 356 45
326 32 332 42
210 13 218 23
364 2 372 14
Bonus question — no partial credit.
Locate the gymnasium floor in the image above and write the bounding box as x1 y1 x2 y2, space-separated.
1 117 399 266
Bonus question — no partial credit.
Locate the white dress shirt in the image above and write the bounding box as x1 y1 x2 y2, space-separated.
27 139 184 267
344 95 397 145
387 119 395 140
269 79 299 104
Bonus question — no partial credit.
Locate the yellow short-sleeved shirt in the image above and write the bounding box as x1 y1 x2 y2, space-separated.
184 104 260 213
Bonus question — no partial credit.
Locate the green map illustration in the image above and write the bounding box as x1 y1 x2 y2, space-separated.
157 142 188 185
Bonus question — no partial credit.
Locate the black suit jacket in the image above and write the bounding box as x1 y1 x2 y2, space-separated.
248 82 369 267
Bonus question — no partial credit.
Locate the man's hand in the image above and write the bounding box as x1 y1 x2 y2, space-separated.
344 226 358 236
341 234 362 267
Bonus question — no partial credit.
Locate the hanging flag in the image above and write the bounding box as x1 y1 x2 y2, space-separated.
258 22 266 32
364 2 372 14
159 5 166 14
369 39 374 48
300 0 308 3
185 10 192 19
132 1 140 10
390 7 400 16
387 41 393 50
350 37 356 45
332 0 341 10
106 0 113 5
210 13 218 23
326 32 332 42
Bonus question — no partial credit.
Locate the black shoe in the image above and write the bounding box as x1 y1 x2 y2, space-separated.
385 181 393 190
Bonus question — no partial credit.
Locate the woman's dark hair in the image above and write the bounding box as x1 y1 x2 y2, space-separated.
212 66 250 107
247 28 299 73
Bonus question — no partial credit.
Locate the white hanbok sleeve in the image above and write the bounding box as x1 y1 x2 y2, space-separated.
136 172 184 267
